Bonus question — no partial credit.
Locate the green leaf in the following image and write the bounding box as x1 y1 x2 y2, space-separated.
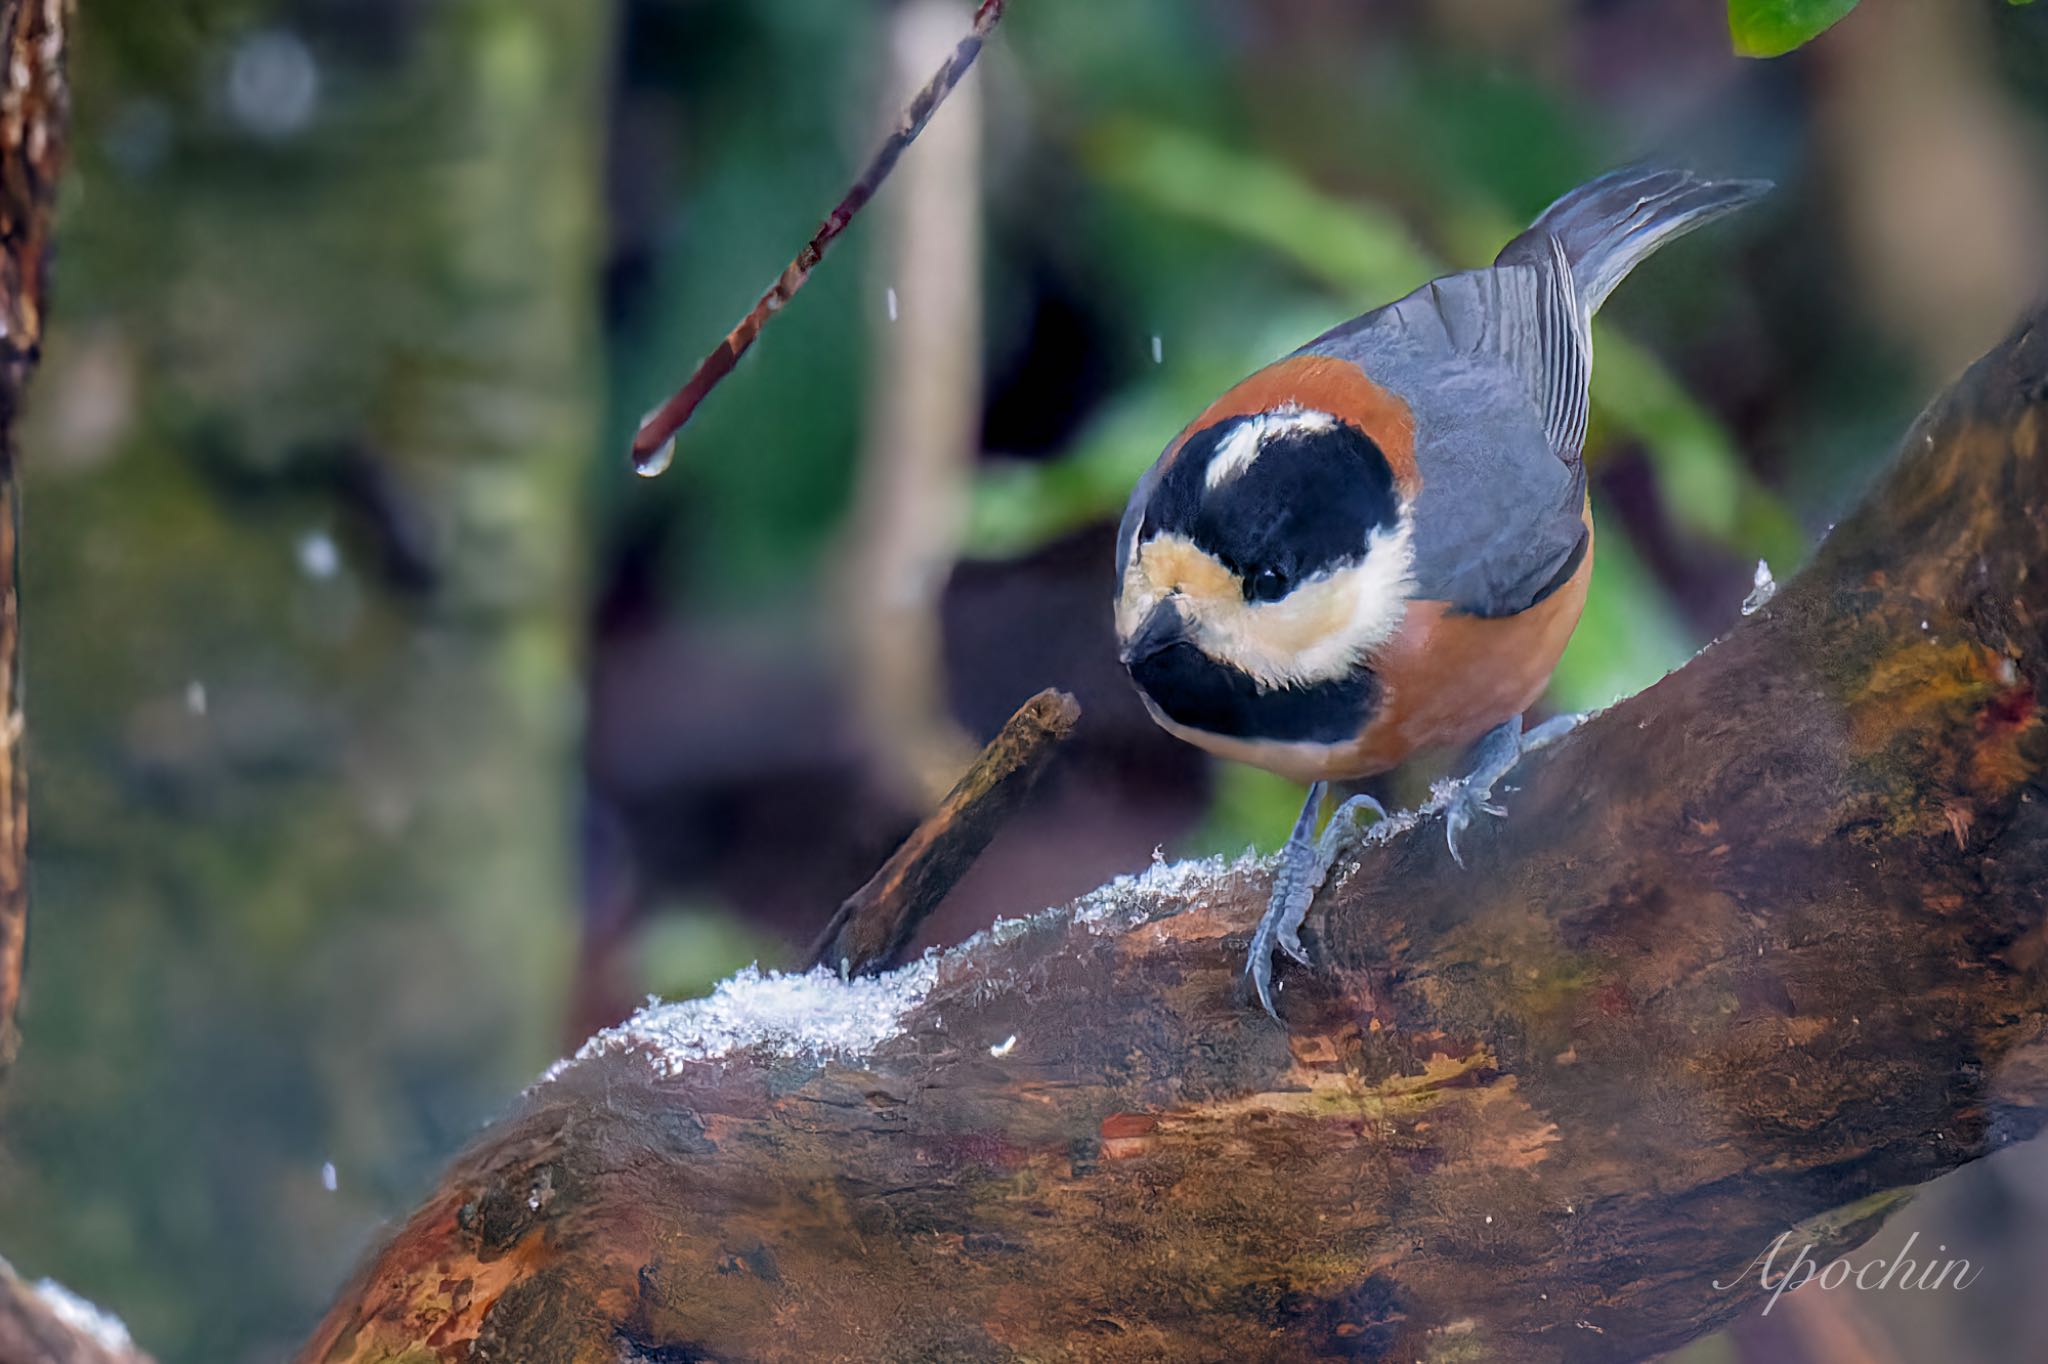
1728 0 1861 57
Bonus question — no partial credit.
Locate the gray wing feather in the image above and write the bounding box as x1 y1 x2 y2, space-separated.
1307 271 1589 618
1537 234 1591 457
1429 243 1590 464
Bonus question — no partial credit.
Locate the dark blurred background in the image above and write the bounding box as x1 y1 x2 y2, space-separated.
1 0 2045 1360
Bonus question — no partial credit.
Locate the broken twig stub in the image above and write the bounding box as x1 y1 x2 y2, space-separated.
809 686 1080 976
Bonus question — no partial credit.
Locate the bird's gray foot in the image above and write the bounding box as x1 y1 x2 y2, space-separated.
1246 784 1388 1019
1246 782 1324 1019
1442 712 1584 866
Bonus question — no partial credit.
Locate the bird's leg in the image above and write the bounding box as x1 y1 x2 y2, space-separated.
1246 781 1326 1019
1442 712 1585 866
1246 785 1390 1019
1519 712 1584 754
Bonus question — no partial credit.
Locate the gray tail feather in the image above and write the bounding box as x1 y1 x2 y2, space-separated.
1497 166 1771 318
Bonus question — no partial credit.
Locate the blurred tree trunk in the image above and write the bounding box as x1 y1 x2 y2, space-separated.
302 307 2048 1363
839 0 984 806
0 2 604 1359
1820 0 2048 378
0 0 71 1071
0 10 153 1364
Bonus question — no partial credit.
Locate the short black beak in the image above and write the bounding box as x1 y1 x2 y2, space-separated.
1120 599 1187 667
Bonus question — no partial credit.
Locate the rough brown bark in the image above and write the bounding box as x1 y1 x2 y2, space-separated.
0 0 67 1070
303 307 2048 1363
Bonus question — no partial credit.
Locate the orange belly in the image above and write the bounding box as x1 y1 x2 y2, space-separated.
1150 511 1594 785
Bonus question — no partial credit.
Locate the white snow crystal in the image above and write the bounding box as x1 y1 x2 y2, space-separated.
568 958 941 1078
1069 849 1267 933
31 1275 135 1354
228 29 320 140
296 530 340 580
989 1034 1017 1058
1741 559 1777 616
984 915 1035 945
320 1160 337 1192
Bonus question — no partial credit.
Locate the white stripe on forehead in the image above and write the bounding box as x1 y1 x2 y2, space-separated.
1201 406 1340 492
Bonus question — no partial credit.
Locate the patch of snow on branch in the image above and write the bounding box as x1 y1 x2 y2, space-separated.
542 853 1269 1085
546 835 1417 1086
1742 559 1778 616
567 958 941 1079
1071 847 1266 933
32 1275 136 1355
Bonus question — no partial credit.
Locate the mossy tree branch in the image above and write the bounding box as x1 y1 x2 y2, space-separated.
304 306 2048 1364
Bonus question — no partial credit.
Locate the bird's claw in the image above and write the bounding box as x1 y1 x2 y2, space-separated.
1440 712 1583 866
1246 855 1320 1019
1443 788 1507 868
1275 921 1311 967
1246 788 1385 1020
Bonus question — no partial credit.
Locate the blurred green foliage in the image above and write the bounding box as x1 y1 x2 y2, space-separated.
635 907 784 1001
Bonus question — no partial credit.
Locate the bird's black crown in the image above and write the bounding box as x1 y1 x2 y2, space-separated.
1140 413 1401 591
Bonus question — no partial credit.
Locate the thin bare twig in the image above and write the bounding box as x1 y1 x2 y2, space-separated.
807 688 1079 977
629 0 1007 474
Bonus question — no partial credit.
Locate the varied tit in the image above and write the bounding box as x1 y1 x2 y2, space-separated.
1113 166 1769 1016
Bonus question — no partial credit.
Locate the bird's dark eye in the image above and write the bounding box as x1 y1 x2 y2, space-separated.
1246 567 1291 603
